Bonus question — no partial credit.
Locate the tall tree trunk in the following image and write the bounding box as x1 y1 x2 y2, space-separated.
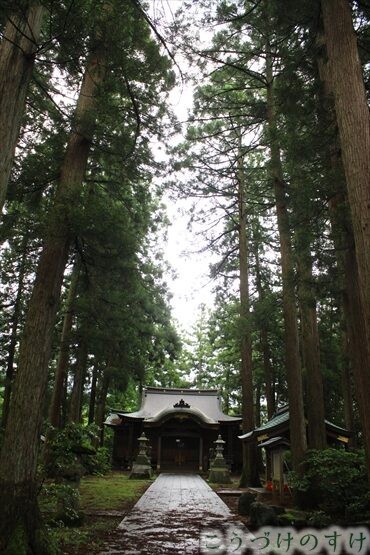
88 363 99 425
329 193 370 477
321 0 370 345
341 239 370 463
255 383 261 427
94 372 110 447
49 260 80 428
254 382 265 473
260 328 275 419
69 336 88 423
341 331 357 449
237 137 260 487
223 366 231 414
0 37 106 552
1 236 29 430
316 30 370 478
296 239 327 449
265 51 307 471
61 371 68 429
254 241 275 419
0 4 44 213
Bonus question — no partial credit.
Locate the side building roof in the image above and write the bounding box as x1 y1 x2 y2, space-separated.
105 386 242 427
239 405 351 443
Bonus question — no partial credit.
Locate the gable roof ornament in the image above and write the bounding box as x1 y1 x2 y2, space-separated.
174 398 190 409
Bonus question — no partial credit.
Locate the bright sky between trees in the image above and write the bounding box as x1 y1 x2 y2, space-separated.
162 88 218 333
150 0 218 333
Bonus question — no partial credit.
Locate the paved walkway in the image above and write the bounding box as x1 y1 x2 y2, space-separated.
99 473 243 554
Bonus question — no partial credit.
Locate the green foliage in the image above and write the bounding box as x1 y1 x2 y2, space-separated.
44 424 97 480
82 447 111 476
170 302 243 412
290 449 370 520
42 483 82 527
40 473 151 552
0 0 181 433
4 523 59 555
306 510 332 528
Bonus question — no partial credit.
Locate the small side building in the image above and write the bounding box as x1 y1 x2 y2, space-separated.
239 405 351 496
105 386 242 472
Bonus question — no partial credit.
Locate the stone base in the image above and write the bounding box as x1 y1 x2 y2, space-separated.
208 467 232 484
129 464 153 479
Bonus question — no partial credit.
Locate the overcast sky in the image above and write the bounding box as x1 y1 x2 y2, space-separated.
148 1 219 333
163 196 216 333
160 88 217 333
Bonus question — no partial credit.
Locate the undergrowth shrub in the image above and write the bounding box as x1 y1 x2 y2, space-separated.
82 447 111 476
43 423 109 478
289 448 370 521
43 483 83 526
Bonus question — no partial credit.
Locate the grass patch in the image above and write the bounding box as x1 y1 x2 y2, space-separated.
40 471 152 554
209 478 241 490
49 518 117 554
80 472 150 511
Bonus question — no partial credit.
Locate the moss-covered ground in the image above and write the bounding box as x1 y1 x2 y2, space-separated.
39 472 152 554
80 473 150 511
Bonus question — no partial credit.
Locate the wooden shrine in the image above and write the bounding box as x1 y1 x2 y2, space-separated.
239 405 351 496
105 386 243 472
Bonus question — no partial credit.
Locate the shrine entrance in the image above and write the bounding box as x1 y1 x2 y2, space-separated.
154 416 207 472
160 435 201 471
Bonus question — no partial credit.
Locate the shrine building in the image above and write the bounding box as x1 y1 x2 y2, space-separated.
105 386 243 472
239 405 351 497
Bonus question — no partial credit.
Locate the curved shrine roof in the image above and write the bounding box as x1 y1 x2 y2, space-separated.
105 386 241 427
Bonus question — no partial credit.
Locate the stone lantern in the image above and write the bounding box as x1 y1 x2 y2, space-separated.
129 432 153 479
208 434 231 484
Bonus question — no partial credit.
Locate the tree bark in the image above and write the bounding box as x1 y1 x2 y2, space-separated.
236 136 260 487
341 237 370 462
265 51 307 471
0 4 44 213
68 335 88 423
88 363 99 425
316 26 370 478
254 241 275 419
1 236 29 431
48 260 80 428
94 372 110 447
296 239 327 449
341 331 357 449
61 371 68 428
321 0 370 345
0 37 106 552
329 193 370 477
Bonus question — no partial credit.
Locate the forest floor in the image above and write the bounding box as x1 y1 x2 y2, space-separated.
96 472 243 554
40 472 152 554
39 472 295 553
40 472 248 554
38 471 370 553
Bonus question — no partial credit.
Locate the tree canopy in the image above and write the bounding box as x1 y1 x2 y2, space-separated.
0 0 369 551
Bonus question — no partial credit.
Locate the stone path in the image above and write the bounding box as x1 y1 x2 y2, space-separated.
99 473 245 554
